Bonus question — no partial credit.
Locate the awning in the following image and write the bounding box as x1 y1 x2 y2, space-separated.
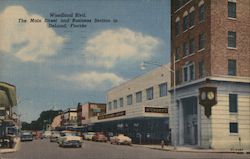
0 82 17 107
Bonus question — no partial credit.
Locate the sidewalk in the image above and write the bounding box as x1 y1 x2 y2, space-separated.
134 144 250 154
0 137 20 154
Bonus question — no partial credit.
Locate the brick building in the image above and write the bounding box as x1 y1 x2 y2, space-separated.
170 0 250 149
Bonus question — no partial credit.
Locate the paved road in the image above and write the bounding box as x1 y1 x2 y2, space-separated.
0 139 249 159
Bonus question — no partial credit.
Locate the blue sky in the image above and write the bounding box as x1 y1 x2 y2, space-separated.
0 0 170 122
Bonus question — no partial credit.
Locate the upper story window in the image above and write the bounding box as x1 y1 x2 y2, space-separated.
199 3 205 22
127 94 133 105
175 47 181 60
189 38 195 54
136 91 142 103
228 59 237 76
159 83 168 97
146 87 154 100
228 31 236 48
228 1 236 18
199 32 205 50
183 62 195 82
183 41 189 56
119 98 124 107
189 7 195 27
229 122 238 133
183 14 189 31
175 17 181 36
175 70 180 85
108 102 112 110
229 94 238 113
199 60 205 78
113 100 117 109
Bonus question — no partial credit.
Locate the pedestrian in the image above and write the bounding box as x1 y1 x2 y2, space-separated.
161 140 165 149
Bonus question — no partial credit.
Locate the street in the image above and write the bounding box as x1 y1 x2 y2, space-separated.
0 139 249 159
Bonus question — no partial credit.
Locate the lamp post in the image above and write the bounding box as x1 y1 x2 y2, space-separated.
140 60 176 149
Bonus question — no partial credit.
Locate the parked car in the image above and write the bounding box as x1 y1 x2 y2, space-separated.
58 132 82 148
92 132 107 142
43 131 52 138
84 132 96 140
110 134 132 145
50 131 60 142
20 131 33 142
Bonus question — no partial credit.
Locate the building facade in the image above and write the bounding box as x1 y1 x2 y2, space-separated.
90 64 171 144
76 102 106 126
51 114 62 130
170 0 250 149
61 108 77 128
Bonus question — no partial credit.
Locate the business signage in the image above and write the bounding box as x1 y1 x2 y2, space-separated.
98 111 126 120
145 107 168 113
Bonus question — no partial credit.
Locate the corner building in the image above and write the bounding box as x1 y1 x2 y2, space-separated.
90 65 170 144
170 0 250 149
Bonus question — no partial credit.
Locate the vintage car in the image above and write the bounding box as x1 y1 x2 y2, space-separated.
92 132 107 142
84 132 96 140
59 135 82 148
110 134 132 145
20 131 33 142
50 131 60 142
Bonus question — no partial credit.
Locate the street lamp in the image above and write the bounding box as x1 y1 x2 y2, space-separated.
140 60 176 149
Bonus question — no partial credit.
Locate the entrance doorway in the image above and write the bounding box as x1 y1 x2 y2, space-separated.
182 97 198 145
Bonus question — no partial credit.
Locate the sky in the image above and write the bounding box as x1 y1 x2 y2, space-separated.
0 0 170 122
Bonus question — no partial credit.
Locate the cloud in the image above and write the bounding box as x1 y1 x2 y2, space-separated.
83 28 161 68
59 71 126 90
0 6 65 62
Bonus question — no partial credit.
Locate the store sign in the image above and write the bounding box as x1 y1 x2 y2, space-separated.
98 111 126 120
145 107 168 113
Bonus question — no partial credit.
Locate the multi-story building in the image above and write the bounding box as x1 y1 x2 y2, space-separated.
51 114 62 130
170 0 250 149
90 64 170 144
76 102 106 126
61 108 77 128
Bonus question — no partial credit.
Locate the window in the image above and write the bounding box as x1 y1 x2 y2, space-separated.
175 47 181 60
119 98 123 107
228 59 236 76
189 11 195 27
228 31 236 48
229 122 238 133
159 83 168 97
183 15 189 31
183 42 189 56
199 60 205 78
127 95 132 105
199 33 205 50
183 63 195 82
229 94 238 113
108 102 112 110
228 2 236 18
113 100 117 109
175 70 180 84
146 87 154 100
175 21 181 36
136 91 142 103
189 38 195 54
199 4 205 22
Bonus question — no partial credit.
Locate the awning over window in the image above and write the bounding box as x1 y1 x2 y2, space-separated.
0 82 17 107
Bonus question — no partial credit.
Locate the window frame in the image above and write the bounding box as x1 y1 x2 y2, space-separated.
228 1 236 18
228 59 237 76
127 94 133 105
113 100 117 109
136 91 142 103
199 32 205 50
146 87 154 100
199 4 205 22
159 83 168 97
228 31 236 48
108 102 112 110
119 98 124 107
183 15 189 31
229 122 238 134
183 62 195 82
229 94 238 113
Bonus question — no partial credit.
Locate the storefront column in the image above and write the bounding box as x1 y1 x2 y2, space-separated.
178 100 184 145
